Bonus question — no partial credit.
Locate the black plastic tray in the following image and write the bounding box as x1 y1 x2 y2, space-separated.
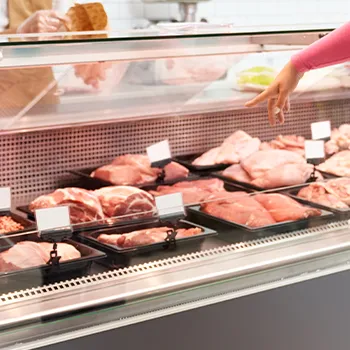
213 170 338 192
15 205 158 234
173 154 230 172
188 202 334 236
77 219 217 268
281 183 350 219
69 167 198 191
0 234 106 293
0 211 35 236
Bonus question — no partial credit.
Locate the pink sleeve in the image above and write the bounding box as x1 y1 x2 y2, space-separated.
291 22 350 73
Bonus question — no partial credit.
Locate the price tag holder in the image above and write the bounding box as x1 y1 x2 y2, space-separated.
305 140 325 165
311 121 331 141
0 187 11 211
155 193 185 219
35 206 73 242
147 140 172 168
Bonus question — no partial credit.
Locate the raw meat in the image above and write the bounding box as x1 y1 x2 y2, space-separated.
322 178 350 204
150 179 225 205
201 195 276 227
241 150 305 179
260 135 305 156
0 241 81 272
206 191 248 202
318 150 350 176
91 165 144 185
95 186 156 219
97 226 202 248
251 163 317 189
192 130 261 166
298 182 349 209
254 193 321 222
222 164 252 183
112 154 156 177
163 162 189 181
0 217 24 234
30 188 105 224
325 124 350 155
192 147 221 166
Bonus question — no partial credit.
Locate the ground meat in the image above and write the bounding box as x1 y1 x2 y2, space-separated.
0 216 24 234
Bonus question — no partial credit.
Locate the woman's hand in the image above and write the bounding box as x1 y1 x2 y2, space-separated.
74 62 112 89
17 10 69 34
245 61 303 126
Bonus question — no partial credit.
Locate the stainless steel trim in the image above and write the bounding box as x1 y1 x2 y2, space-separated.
0 221 348 330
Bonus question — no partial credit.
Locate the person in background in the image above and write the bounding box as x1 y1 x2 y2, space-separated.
245 22 350 126
0 0 108 114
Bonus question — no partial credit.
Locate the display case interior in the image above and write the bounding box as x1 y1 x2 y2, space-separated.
1 28 350 349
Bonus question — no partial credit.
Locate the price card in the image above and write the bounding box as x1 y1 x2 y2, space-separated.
311 121 331 140
147 140 172 168
305 140 325 160
0 187 11 211
35 206 72 240
155 193 185 218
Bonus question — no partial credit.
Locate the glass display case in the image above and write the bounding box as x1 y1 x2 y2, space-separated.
1 27 350 350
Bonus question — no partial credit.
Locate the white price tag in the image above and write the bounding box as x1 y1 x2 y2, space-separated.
311 121 331 140
0 187 11 211
155 193 184 217
147 140 172 165
305 140 325 160
35 206 71 233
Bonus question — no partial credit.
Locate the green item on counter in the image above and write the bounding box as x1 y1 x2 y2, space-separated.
238 66 275 86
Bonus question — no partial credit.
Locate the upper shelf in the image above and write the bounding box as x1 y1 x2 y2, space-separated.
0 26 333 68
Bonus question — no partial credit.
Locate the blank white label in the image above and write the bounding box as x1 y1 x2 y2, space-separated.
0 187 11 210
155 193 184 217
305 140 325 159
147 140 172 164
311 121 331 140
35 206 71 233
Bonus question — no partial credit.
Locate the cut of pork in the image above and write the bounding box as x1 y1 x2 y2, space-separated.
91 164 144 185
30 188 105 224
318 151 350 177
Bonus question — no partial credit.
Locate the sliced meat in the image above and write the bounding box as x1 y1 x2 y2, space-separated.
223 130 252 144
30 188 105 224
323 178 350 205
192 147 221 166
222 164 252 183
215 142 240 164
97 233 122 246
37 242 81 262
0 216 24 234
318 151 350 177
112 154 156 177
297 183 348 209
241 150 305 179
201 196 276 227
91 164 145 185
254 193 321 222
172 178 225 192
95 186 156 219
163 162 189 181
206 191 248 202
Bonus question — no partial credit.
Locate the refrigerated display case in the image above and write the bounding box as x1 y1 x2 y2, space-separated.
1 26 350 350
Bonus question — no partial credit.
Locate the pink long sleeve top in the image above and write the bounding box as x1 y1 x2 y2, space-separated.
291 22 350 73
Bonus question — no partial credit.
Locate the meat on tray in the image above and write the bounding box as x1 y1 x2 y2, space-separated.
97 226 202 248
30 188 105 224
260 135 305 156
91 154 189 185
318 150 350 177
94 186 156 219
0 216 24 234
325 124 350 155
222 150 322 189
201 193 321 227
149 178 225 205
0 241 81 272
297 178 350 208
192 130 261 166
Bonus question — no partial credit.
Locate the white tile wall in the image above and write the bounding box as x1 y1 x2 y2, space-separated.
101 0 349 30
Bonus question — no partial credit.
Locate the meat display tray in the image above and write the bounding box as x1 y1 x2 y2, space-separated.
213 171 338 192
173 154 230 172
77 219 217 268
187 204 334 236
0 234 106 293
0 211 35 237
69 167 198 191
15 205 158 234
281 184 350 219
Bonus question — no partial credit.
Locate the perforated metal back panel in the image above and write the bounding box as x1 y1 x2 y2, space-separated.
1 99 349 205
